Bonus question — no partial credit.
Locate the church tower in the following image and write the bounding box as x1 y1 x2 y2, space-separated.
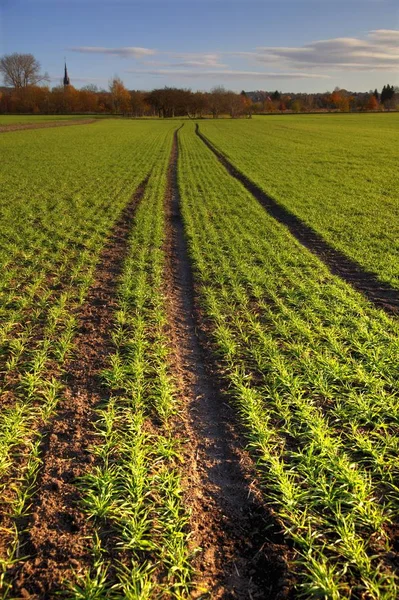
63 62 70 87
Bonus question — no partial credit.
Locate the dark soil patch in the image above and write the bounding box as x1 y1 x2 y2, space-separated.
384 522 399 573
0 119 96 133
6 176 149 598
165 127 294 599
196 124 399 317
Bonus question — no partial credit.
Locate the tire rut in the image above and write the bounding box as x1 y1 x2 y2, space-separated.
6 176 149 599
165 127 293 599
195 124 399 317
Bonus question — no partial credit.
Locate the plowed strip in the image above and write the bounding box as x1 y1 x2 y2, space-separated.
0 119 96 133
7 176 149 598
165 128 293 598
196 124 399 316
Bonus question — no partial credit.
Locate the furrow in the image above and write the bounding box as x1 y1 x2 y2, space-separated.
5 177 149 598
164 127 293 598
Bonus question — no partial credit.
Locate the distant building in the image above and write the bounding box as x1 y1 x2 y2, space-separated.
63 63 70 87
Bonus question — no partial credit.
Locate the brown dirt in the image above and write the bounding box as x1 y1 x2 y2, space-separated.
195 124 399 317
6 176 149 598
0 119 96 133
165 127 294 599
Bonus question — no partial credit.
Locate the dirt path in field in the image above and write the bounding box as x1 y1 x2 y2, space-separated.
0 119 96 133
165 127 293 599
196 124 399 317
6 176 149 598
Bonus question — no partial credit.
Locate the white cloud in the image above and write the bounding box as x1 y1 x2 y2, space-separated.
127 68 330 80
69 29 399 81
255 29 399 71
70 46 156 58
167 53 227 68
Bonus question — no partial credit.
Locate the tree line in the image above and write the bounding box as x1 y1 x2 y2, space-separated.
0 53 398 116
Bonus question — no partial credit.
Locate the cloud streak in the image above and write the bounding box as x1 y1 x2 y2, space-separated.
127 68 330 80
69 29 399 84
70 46 156 58
255 29 399 71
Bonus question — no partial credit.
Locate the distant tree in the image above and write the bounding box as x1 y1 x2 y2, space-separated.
381 84 395 107
291 100 302 113
330 89 342 109
366 95 379 111
10 85 51 114
109 77 131 114
208 86 228 118
79 87 99 112
278 100 286 112
264 99 276 113
190 91 208 118
373 88 379 101
271 90 281 101
81 84 99 93
224 90 243 118
50 84 79 114
0 53 49 88
240 90 253 118
146 88 165 117
130 90 149 117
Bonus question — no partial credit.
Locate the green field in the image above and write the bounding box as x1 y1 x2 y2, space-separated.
200 114 399 290
0 116 398 598
179 121 399 598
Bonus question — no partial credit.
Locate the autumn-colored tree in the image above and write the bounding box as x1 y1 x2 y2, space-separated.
79 85 99 112
109 77 131 114
240 91 253 118
338 96 351 112
366 95 379 111
263 99 276 113
49 85 80 113
330 89 342 109
130 91 149 117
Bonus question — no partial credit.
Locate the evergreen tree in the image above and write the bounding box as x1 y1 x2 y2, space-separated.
381 84 395 105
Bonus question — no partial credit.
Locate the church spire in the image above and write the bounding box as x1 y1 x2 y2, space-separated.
63 62 70 87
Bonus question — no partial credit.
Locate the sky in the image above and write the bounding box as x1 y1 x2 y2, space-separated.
0 0 398 93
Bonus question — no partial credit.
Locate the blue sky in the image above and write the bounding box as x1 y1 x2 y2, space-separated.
0 0 398 92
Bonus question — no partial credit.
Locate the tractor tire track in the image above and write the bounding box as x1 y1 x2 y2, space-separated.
165 127 293 599
195 124 399 316
6 176 149 599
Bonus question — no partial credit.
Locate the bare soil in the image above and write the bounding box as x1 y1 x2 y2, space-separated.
0 119 96 133
196 124 399 317
165 127 294 599
7 177 148 598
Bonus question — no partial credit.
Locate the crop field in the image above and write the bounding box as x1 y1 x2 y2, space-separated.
0 115 398 599
200 114 399 291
